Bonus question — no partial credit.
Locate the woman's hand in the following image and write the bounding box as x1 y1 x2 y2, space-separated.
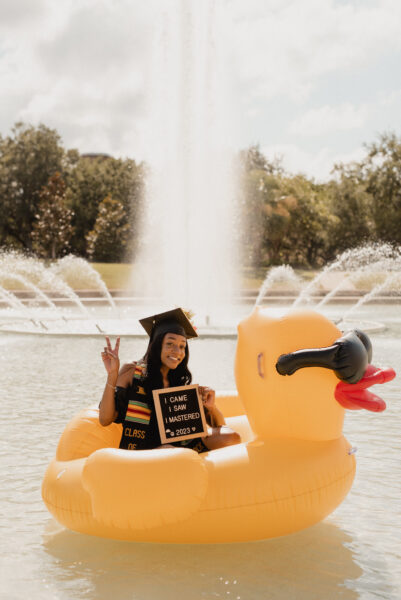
101 336 120 378
199 386 216 412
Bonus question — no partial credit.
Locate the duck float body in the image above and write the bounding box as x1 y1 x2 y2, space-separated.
42 309 395 543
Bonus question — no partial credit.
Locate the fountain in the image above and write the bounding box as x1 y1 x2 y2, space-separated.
0 1 239 336
133 0 237 316
0 2 400 336
254 265 301 307
0 243 400 336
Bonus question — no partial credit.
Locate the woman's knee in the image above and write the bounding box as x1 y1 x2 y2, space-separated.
222 430 241 447
204 428 241 450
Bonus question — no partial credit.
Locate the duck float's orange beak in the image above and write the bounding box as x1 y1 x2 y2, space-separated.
276 329 396 412
335 364 395 412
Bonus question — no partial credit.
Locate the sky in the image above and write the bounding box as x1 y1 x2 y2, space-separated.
1 0 401 181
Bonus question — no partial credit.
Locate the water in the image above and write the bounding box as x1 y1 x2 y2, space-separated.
0 251 92 318
0 303 400 599
292 244 401 310
340 272 401 325
2 244 401 338
135 0 237 314
53 256 117 311
254 265 300 307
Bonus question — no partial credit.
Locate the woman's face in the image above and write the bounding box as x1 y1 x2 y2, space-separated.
160 333 187 370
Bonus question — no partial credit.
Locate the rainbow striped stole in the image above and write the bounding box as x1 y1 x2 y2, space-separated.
133 362 146 379
126 400 151 424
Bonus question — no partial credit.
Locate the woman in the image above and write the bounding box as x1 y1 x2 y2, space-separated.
99 308 241 453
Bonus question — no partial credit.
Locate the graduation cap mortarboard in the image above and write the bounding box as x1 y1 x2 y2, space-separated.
139 308 198 340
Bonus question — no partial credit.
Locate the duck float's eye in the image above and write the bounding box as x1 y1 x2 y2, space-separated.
257 352 265 378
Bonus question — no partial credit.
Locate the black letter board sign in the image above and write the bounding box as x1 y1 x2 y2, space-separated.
153 384 208 444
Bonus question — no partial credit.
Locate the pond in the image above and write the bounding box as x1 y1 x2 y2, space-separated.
0 303 400 600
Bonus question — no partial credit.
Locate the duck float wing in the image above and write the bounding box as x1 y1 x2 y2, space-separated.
82 446 208 530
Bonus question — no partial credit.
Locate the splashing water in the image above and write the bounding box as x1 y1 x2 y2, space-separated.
0 251 93 317
0 243 399 336
0 283 30 313
315 272 354 309
52 256 117 311
339 271 401 326
255 265 300 307
134 0 237 315
0 271 61 313
292 243 401 309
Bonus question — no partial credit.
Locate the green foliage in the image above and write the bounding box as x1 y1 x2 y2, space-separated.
0 122 77 250
238 144 283 175
1 122 401 269
238 169 269 267
239 162 336 267
66 155 145 256
264 175 335 266
239 134 401 267
31 173 74 259
362 133 401 243
326 163 373 259
0 123 145 260
237 146 284 267
86 195 132 262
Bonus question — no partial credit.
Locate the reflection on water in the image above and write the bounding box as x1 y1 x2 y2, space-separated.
0 304 400 599
42 522 361 600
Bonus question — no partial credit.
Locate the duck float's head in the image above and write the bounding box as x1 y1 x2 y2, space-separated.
235 307 395 442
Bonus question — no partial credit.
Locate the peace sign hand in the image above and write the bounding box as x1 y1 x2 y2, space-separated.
101 336 120 377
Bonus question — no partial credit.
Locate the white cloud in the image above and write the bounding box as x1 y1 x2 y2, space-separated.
0 0 156 157
379 88 401 107
261 142 366 181
288 103 369 136
1 0 401 170
228 0 401 104
0 0 47 28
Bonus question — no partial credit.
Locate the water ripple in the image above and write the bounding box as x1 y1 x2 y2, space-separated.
0 314 400 599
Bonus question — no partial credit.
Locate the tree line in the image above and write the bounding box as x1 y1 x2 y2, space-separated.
1 122 400 267
0 122 145 262
238 136 401 267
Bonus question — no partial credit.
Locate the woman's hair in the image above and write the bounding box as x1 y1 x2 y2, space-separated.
143 331 192 391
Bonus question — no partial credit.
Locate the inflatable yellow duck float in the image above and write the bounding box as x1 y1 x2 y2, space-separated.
42 308 395 543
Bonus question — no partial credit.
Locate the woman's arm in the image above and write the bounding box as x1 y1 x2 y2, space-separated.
199 386 226 427
99 337 138 426
207 405 226 427
99 336 120 426
99 382 118 426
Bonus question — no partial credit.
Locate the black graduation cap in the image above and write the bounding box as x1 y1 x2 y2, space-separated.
139 307 198 340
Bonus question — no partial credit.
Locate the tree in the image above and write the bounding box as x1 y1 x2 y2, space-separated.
238 169 270 267
237 146 284 267
325 163 373 259
238 144 336 267
361 133 401 244
262 175 335 266
31 173 74 259
238 144 284 175
281 177 336 266
66 155 145 257
0 122 78 250
86 195 132 262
